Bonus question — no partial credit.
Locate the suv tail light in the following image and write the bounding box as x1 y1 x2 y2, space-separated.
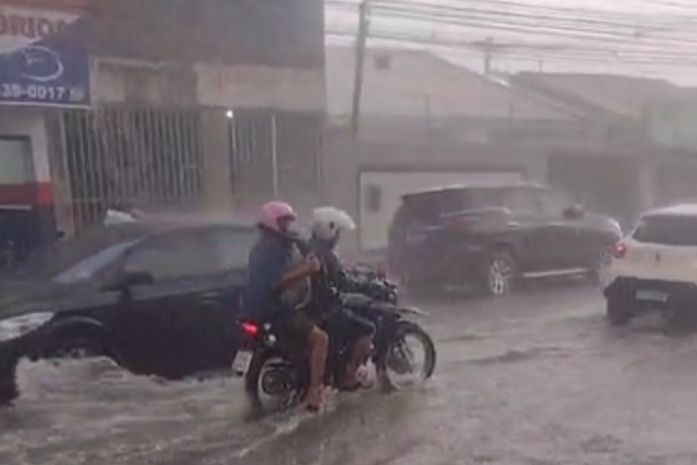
240 321 260 337
611 242 628 259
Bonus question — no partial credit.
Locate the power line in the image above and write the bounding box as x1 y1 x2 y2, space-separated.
329 1 697 48
327 27 697 67
326 0 697 64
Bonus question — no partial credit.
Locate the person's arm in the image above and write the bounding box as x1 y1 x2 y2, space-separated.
277 260 317 290
270 251 321 294
325 252 348 288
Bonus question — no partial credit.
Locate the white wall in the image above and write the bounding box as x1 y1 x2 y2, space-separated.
93 59 325 112
0 108 50 183
196 63 325 112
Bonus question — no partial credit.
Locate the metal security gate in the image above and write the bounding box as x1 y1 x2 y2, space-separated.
58 107 205 232
228 109 321 199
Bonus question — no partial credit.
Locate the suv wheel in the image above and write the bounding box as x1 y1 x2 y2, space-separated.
484 251 516 297
606 294 633 326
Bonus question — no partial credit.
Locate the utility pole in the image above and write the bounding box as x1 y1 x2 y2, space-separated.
350 0 371 136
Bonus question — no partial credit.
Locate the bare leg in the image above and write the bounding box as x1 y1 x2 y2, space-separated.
304 327 328 410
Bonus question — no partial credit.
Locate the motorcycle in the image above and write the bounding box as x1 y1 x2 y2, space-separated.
233 267 436 412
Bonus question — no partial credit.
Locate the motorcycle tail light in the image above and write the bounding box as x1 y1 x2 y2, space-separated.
241 322 260 337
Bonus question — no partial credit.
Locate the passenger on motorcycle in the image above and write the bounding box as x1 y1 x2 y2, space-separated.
242 201 328 411
309 207 375 390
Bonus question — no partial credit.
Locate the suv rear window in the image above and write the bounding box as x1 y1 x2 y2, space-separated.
633 215 697 246
404 190 469 221
402 186 543 221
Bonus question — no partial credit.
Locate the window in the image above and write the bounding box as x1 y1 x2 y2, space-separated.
0 138 32 184
633 215 697 246
207 227 258 270
54 240 140 284
123 227 257 281
366 185 382 213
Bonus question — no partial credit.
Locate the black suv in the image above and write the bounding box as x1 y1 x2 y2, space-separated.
387 184 622 296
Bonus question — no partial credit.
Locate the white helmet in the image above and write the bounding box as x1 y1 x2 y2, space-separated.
311 207 356 242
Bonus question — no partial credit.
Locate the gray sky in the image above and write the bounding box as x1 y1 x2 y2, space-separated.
326 0 697 85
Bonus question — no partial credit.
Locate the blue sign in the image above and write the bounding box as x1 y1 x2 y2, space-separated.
0 9 90 107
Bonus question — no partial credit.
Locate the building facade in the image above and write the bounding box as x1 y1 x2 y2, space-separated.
324 47 583 252
0 0 325 269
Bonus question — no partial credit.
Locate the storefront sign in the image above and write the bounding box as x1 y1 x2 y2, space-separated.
0 1 89 107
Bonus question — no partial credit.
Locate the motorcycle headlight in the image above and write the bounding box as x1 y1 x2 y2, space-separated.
0 312 54 343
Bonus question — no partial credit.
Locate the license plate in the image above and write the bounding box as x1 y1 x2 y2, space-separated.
636 289 668 303
232 350 253 376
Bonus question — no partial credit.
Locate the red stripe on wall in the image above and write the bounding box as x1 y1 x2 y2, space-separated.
0 182 53 206
0 0 89 12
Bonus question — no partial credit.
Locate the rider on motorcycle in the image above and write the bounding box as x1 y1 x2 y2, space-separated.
309 207 375 390
242 201 328 411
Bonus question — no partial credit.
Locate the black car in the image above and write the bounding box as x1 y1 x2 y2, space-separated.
387 184 622 296
0 219 258 404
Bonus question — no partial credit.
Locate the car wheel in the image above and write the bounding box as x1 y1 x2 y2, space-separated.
0 354 19 405
44 327 121 364
484 251 516 297
606 294 633 326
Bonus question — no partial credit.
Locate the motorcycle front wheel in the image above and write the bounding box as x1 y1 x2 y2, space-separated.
377 321 436 391
245 351 307 413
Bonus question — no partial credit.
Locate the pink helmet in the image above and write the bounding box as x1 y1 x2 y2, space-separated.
259 201 298 236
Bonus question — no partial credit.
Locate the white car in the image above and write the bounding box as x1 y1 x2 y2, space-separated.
603 204 697 327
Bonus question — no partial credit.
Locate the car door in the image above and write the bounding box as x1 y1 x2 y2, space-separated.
108 230 233 378
167 226 258 375
48 239 145 349
500 188 553 272
537 189 585 270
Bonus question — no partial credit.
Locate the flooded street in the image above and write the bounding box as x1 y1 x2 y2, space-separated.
4 282 697 464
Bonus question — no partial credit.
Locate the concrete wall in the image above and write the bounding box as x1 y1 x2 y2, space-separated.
89 0 324 69
323 125 548 252
93 59 325 113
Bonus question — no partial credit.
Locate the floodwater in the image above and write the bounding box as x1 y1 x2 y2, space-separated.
5 282 697 465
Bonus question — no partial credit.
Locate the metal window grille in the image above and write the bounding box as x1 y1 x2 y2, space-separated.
59 107 204 232
228 110 321 198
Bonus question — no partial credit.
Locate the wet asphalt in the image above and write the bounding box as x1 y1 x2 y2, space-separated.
4 279 697 465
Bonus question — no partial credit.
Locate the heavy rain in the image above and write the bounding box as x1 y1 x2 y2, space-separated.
3 1 697 464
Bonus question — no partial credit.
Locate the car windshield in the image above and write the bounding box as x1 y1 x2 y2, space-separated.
8 224 148 281
633 215 697 246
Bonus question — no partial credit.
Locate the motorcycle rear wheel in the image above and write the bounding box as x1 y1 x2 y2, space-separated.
378 321 436 392
245 351 307 413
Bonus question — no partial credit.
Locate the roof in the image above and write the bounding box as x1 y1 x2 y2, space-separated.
403 182 544 199
644 204 697 218
511 72 682 118
326 46 576 121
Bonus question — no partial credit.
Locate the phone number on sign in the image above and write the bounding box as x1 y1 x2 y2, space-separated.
0 83 85 102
